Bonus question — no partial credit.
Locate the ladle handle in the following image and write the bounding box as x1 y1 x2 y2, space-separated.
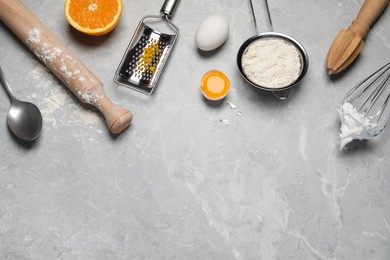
0 65 16 101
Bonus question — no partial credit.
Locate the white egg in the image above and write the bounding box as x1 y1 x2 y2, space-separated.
195 15 229 51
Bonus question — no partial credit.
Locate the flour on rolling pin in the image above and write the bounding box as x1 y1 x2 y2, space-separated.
26 28 103 106
0 0 132 134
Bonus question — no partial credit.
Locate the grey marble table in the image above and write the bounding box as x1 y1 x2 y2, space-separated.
1 0 390 259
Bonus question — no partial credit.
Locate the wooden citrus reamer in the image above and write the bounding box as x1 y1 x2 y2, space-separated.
326 0 390 76
0 0 133 134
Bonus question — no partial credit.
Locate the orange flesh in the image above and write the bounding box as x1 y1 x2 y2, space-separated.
65 0 122 35
69 1 118 29
201 71 230 100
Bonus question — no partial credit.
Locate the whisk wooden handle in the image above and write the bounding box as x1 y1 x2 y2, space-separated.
349 0 390 39
0 0 133 134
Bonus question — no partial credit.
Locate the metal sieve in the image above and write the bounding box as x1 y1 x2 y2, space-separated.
237 0 309 100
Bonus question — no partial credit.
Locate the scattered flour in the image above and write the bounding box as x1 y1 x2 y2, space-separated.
78 91 103 105
39 43 63 63
27 28 41 44
227 101 237 109
242 38 302 89
26 28 89 84
60 62 73 78
218 102 242 126
79 76 86 82
227 101 242 116
43 88 66 116
79 76 85 82
25 28 102 128
220 119 230 126
27 66 100 127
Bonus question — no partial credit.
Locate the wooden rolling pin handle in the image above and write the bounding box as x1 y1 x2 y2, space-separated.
349 0 390 39
0 0 132 134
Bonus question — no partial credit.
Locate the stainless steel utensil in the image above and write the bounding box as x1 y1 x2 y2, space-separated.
344 61 390 136
237 0 309 100
114 0 180 95
0 65 42 141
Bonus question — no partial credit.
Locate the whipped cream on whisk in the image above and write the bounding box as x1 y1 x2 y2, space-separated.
338 102 378 150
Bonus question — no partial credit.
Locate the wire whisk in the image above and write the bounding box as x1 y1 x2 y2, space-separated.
344 61 390 137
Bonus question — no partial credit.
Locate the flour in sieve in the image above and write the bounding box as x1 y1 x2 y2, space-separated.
242 38 302 89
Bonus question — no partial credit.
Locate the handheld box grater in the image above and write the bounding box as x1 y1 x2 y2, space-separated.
114 0 180 95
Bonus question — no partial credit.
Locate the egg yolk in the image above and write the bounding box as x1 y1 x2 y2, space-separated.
201 70 230 100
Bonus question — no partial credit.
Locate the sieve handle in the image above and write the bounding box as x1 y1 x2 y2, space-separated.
264 0 274 32
160 0 180 17
273 90 289 100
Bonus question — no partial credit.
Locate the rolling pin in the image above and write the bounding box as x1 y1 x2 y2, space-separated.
0 0 133 134
326 0 390 75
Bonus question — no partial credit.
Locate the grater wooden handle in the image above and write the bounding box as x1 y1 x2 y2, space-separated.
349 0 390 39
0 0 132 134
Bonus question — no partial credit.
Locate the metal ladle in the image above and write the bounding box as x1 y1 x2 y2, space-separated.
237 0 309 100
0 66 42 141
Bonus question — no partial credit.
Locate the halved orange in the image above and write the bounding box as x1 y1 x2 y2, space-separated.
64 0 123 36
